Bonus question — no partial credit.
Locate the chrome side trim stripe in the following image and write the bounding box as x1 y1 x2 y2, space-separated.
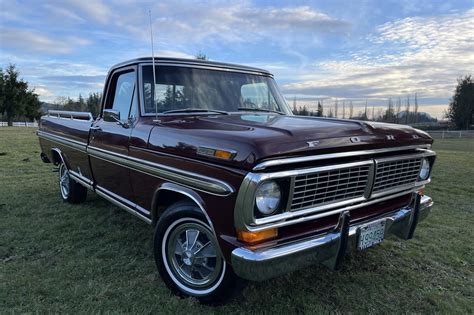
87 146 234 196
252 144 431 171
96 186 152 224
69 170 94 190
37 130 234 196
37 130 87 152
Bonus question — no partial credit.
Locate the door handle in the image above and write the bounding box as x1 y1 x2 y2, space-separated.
90 126 102 131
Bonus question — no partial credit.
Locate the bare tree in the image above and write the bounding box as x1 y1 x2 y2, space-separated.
376 108 384 121
342 100 346 119
372 104 375 121
292 96 297 113
414 93 419 123
395 97 402 123
384 98 395 123
405 95 410 124
328 107 334 118
349 101 354 119
334 99 338 118
364 99 368 120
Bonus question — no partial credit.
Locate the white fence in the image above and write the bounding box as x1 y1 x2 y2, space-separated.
428 130 474 139
0 122 38 127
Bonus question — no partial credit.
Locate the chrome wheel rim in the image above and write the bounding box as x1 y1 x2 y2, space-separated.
59 164 70 199
165 220 223 290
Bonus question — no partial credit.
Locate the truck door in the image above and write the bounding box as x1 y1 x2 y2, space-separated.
88 66 138 202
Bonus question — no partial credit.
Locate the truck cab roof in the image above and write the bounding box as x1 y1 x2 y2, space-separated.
109 57 272 76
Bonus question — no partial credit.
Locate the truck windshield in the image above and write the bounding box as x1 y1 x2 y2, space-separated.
141 65 292 115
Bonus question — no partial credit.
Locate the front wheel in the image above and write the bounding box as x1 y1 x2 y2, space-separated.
58 162 87 204
154 201 245 304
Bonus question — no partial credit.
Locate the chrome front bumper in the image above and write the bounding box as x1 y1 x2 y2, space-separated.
231 193 433 281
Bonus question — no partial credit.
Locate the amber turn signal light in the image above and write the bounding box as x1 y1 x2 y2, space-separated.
214 150 233 160
237 228 278 244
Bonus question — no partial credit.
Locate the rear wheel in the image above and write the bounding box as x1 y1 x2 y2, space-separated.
58 162 87 204
154 201 245 304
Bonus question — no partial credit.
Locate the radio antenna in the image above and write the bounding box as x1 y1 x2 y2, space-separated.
149 10 158 120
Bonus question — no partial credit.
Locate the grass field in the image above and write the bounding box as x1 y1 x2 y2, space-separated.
1 127 473 313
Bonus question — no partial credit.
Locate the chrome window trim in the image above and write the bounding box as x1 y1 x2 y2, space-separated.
252 145 432 171
87 146 234 196
100 65 137 119
37 130 87 152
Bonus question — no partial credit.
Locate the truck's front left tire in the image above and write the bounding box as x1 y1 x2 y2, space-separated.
58 162 87 204
153 201 245 304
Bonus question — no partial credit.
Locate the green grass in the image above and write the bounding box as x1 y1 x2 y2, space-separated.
1 128 473 313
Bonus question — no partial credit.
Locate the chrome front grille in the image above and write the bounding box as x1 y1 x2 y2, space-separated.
291 165 370 211
372 158 422 193
288 156 425 212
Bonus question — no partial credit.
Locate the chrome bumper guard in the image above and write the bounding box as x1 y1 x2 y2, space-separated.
231 193 433 281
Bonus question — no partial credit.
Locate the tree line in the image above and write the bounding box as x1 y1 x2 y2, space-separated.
52 93 102 118
292 76 473 129
293 94 435 124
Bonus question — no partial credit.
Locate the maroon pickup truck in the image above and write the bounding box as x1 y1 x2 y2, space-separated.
38 57 436 303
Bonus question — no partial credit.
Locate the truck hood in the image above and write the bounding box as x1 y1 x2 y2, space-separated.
147 114 432 170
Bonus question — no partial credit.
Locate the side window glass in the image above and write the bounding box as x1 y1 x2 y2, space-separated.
111 71 135 120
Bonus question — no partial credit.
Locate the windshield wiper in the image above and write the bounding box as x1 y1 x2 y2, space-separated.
237 107 285 115
162 108 229 115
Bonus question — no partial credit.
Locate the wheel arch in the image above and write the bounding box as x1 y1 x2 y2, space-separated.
151 183 214 228
51 147 67 167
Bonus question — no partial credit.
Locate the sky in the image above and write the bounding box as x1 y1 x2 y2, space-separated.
1 0 473 119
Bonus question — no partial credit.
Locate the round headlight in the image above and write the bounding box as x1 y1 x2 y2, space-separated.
255 181 281 215
419 158 431 180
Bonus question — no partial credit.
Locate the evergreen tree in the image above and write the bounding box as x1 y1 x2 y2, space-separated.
0 64 41 125
316 101 323 117
86 92 102 118
447 75 474 129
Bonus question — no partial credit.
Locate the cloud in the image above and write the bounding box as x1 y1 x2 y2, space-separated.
65 0 111 23
117 2 349 46
33 86 54 99
42 4 85 22
282 9 474 107
237 5 349 32
0 27 91 54
156 50 195 59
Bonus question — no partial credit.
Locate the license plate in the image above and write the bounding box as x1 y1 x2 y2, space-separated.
357 220 386 250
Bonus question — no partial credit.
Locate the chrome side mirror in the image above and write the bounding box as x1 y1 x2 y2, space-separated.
103 109 121 122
